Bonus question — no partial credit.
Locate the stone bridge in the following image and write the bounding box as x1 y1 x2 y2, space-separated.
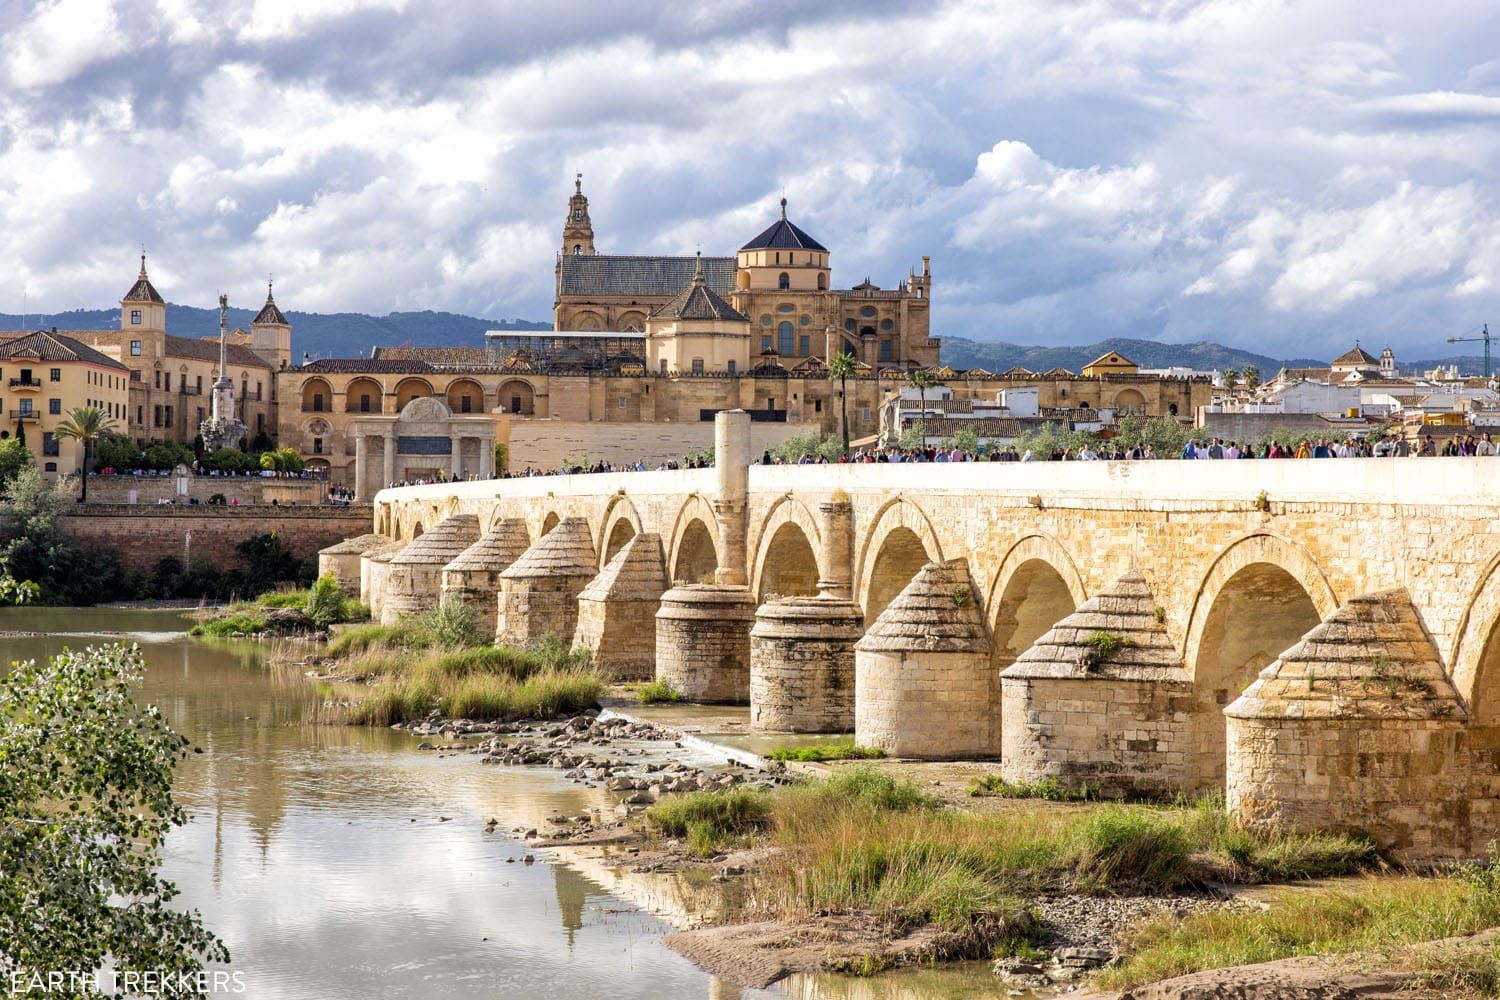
331 412 1500 860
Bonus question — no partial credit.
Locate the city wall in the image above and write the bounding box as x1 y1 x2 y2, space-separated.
362 443 1500 860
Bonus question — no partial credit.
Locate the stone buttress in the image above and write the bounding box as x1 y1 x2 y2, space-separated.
573 532 668 680
1225 589 1470 860
380 515 481 624
496 516 597 647
318 533 388 597
854 558 995 759
1000 571 1193 798
440 519 530 637
360 538 405 622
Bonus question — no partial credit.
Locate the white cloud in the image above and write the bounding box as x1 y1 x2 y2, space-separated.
3 0 127 89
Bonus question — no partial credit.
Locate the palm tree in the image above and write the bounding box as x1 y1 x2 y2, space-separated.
828 352 857 459
1243 364 1260 390
906 367 936 448
55 406 118 504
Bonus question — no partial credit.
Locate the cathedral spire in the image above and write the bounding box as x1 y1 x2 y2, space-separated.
562 173 595 256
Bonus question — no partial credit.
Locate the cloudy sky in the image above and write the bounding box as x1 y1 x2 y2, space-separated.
2 0 1498 358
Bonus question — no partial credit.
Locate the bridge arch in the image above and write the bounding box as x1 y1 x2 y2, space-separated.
855 496 943 624
1181 531 1337 791
1449 553 1500 722
751 495 823 603
598 495 644 567
539 510 562 538
985 533 1088 669
668 494 721 585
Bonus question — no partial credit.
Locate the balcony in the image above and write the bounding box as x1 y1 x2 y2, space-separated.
180 385 202 396
8 378 42 390
8 410 38 421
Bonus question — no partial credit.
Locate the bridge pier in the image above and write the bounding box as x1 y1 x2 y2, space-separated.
496 516 597 647
750 597 863 732
574 532 667 680
1000 572 1194 799
440 518 530 637
1226 590 1472 859
318 533 386 596
855 558 997 759
655 585 756 703
360 539 405 622
381 515 481 623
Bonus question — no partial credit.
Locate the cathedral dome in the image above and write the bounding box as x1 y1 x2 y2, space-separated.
740 198 828 253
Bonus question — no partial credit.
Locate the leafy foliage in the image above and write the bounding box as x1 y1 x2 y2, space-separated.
767 742 885 762
0 438 34 484
304 573 350 629
416 595 483 649
258 447 304 474
0 644 227 986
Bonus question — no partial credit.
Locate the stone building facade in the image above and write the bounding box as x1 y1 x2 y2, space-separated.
0 330 131 479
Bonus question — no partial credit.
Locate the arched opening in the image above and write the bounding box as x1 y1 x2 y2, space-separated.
540 512 560 537
498 379 535 416
673 519 718 585
777 321 794 357
411 521 425 540
989 559 1076 669
864 526 929 625
817 273 827 291
394 378 434 410
617 311 647 333
1113 387 1146 410
1190 563 1321 790
346 377 383 413
576 312 604 332
300 377 332 413
445 379 484 415
778 272 790 290
603 519 636 566
757 522 819 602
1472 620 1500 728
736 270 751 291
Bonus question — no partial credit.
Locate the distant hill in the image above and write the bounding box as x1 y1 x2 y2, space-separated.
0 305 549 361
938 336 1324 374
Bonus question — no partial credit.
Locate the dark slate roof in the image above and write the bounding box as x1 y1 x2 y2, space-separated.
558 254 735 298
166 335 273 370
650 258 748 323
740 199 828 253
252 286 289 326
122 256 165 304
0 331 129 370
298 358 438 374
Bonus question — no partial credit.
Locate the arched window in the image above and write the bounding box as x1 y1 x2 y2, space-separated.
778 321 794 356
817 273 827 291
778 272 790 290
572 244 583 254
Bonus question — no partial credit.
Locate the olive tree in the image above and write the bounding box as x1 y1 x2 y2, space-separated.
0 644 227 991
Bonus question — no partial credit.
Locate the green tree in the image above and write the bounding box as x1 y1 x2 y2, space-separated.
1221 367 1239 386
906 368 936 433
828 352 856 458
54 405 119 503
1015 422 1099 459
144 440 193 471
1242 364 1260 390
94 432 140 472
0 437 34 483
1112 415 1194 457
0 644 227 988
0 467 128 604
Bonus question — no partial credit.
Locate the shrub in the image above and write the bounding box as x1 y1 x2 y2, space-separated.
189 612 270 637
417 596 483 649
636 678 682 704
304 573 348 629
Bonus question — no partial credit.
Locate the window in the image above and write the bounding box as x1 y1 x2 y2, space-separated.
460 397 472 413
814 399 822 413
164 405 173 426
20 368 31 384
313 438 324 455
44 462 56 473
777 303 795 313
153 371 160 389
879 340 893 362
861 407 872 422
359 393 372 412
777 272 790 290
197 408 204 423
861 306 877 318
49 368 60 382
777 321 794 356
48 399 60 415
18 399 31 415
573 244 582 254
617 396 627 408
799 335 810 356
163 373 170 392
130 370 140 381
775 252 780 264
760 315 771 326
843 318 855 331
880 319 893 331
42 432 57 457
196 375 202 393
130 340 141 356
726 359 737 375
130 310 141 325
312 393 325 412
690 358 705 375
761 335 772 353
136 406 143 425
817 273 827 291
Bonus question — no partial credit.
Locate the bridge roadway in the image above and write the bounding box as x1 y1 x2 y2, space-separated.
354 413 1500 859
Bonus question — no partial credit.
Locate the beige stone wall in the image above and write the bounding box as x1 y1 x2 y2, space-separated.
749 598 861 733
655 586 755 703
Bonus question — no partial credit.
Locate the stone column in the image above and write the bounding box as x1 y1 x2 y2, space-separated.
382 434 395 487
712 409 751 586
478 434 493 478
450 436 464 478
816 490 854 601
354 434 369 500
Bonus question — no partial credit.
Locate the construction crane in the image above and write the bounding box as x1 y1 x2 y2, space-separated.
1448 323 1492 378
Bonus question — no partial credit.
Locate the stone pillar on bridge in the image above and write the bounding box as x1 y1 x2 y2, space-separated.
999 572 1194 799
855 558 997 759
573 532 668 681
1225 589 1471 861
360 539 405 622
712 409 751 587
817 491 854 601
440 518 531 637
496 517 597 647
381 515 482 624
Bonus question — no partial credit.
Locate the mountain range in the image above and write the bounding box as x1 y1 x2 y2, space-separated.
0 305 1486 376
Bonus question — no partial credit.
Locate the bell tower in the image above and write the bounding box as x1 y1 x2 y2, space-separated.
562 173 595 256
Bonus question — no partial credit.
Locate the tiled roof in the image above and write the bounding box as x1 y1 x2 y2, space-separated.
297 358 438 374
558 254 735 297
252 286 289 326
0 330 129 370
1332 345 1379 366
165 335 272 370
122 256 165 305
374 347 492 364
650 257 748 323
740 200 828 253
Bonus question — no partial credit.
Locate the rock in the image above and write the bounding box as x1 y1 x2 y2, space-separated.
623 791 654 805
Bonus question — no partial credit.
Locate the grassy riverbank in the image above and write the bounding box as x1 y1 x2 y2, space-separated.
190 574 369 637
315 604 604 725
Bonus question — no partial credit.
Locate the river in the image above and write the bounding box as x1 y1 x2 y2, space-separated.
0 607 1013 1000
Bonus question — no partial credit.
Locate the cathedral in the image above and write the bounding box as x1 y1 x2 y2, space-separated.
552 177 940 372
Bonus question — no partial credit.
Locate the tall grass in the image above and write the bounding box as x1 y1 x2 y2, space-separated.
326 622 429 658
646 788 772 857
767 742 884 763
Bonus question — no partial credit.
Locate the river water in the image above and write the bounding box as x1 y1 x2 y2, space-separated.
0 608 1012 1000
